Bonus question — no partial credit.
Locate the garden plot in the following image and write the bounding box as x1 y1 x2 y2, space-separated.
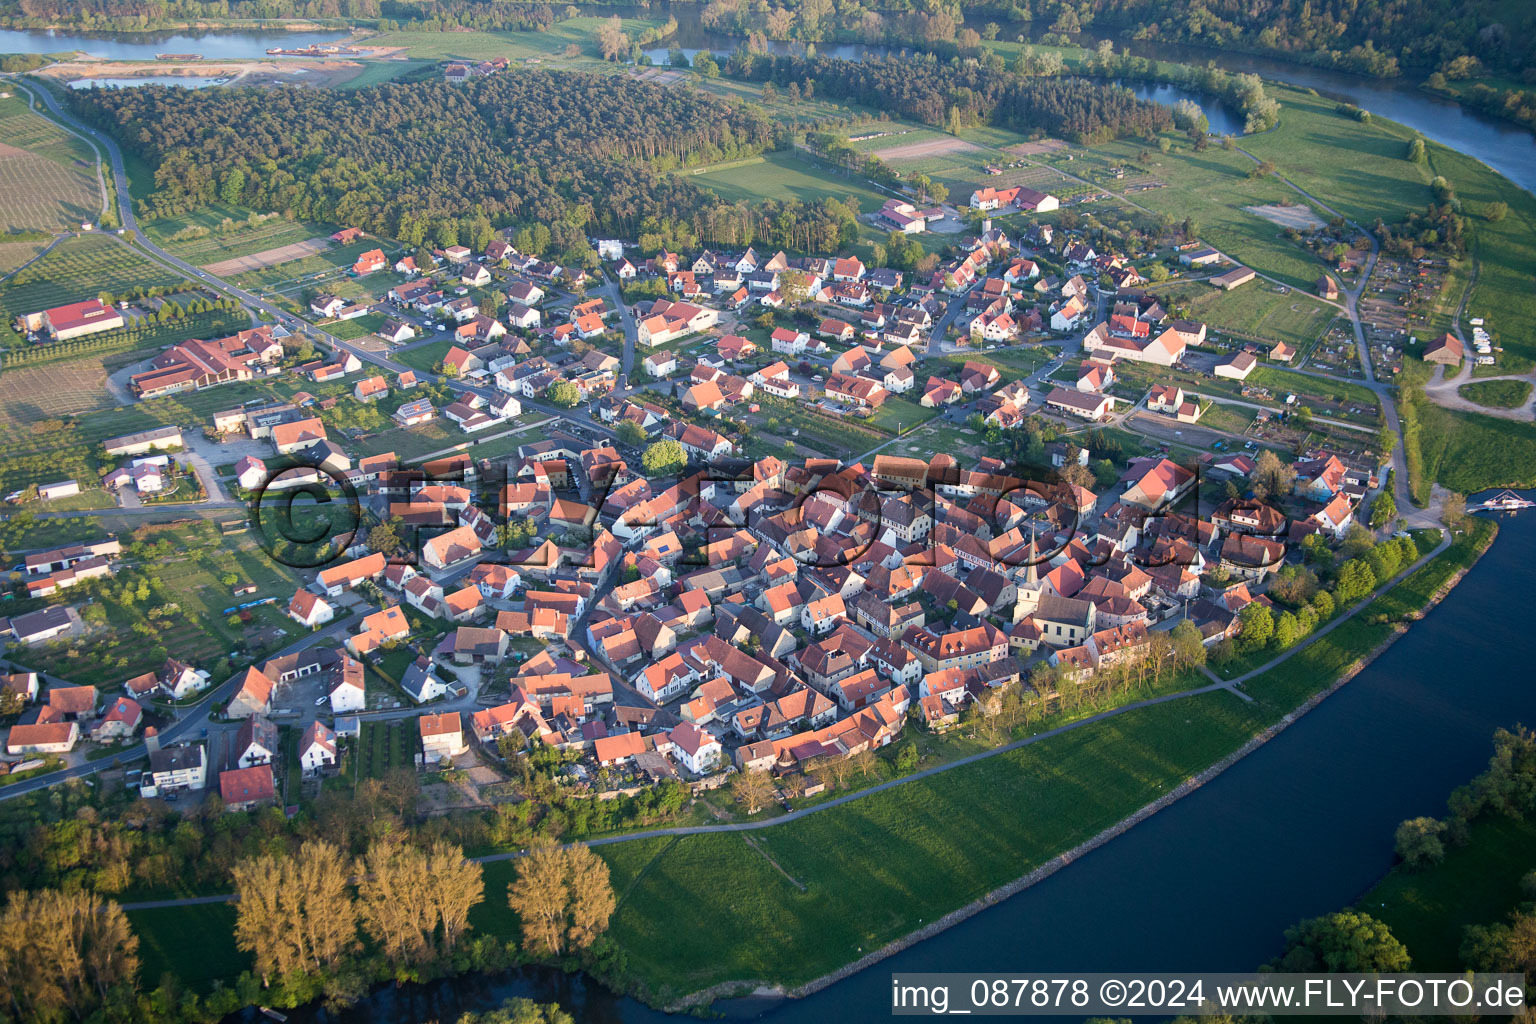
205 237 331 277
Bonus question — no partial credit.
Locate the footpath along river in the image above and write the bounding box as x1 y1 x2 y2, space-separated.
256 502 1536 1022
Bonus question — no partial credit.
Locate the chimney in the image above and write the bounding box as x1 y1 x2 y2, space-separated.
144 726 160 755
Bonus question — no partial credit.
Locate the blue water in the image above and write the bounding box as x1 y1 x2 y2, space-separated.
0 27 345 60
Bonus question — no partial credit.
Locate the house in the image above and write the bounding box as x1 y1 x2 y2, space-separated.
28 299 124 340
1317 275 1340 300
1214 351 1258 380
402 656 452 703
227 666 274 719
317 552 386 596
1180 246 1221 266
299 720 338 775
91 697 143 742
644 351 678 378
1423 333 1463 366
1045 387 1114 422
219 764 276 812
422 524 483 571
6 721 78 755
770 327 810 354
668 721 723 774
6 606 75 645
1147 384 1201 423
329 658 367 713
287 589 335 629
354 375 389 402
140 731 207 796
1051 296 1088 332
1211 266 1256 290
347 605 410 656
103 426 183 458
418 712 467 765
394 398 437 426
1121 457 1197 509
233 715 279 768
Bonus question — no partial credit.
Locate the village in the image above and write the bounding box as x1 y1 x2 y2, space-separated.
0 184 1412 815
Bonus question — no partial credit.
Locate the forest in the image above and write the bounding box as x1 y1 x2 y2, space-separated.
724 52 1173 141
70 72 799 253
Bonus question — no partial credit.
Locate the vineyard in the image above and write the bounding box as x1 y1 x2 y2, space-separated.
0 235 183 346
0 93 100 232
0 304 247 369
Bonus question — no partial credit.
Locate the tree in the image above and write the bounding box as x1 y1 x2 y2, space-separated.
368 518 404 557
1334 558 1378 604
1273 911 1411 972
1393 817 1446 869
507 841 615 958
355 840 484 971
0 888 140 1023
615 420 647 447
232 841 358 982
546 380 580 408
730 769 774 814
595 16 629 61
1442 492 1467 532
1252 449 1295 497
641 439 687 476
454 998 576 1024
1369 490 1397 528
1169 619 1207 668
1406 137 1426 163
1237 602 1274 652
1486 200 1509 222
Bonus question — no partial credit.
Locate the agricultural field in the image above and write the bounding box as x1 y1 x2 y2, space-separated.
142 203 332 268
688 151 895 214
0 234 184 346
0 92 100 232
0 356 118 426
1160 279 1338 354
229 238 392 295
0 238 46 276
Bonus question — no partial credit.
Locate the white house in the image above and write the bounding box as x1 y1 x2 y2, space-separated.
287 589 335 629
299 721 338 776
644 351 678 378
329 670 366 714
668 722 722 774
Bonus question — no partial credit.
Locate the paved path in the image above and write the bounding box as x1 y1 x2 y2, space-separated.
1201 530 1452 689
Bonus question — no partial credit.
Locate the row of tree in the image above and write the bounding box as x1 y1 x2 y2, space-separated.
724 51 1174 141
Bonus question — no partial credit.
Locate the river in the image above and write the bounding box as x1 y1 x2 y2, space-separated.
253 500 1536 1023
0 26 346 60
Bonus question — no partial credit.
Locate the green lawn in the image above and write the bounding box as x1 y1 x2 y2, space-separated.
607 691 1269 999
1404 385 1536 498
1364 814 1536 970
688 150 896 214
336 59 434 90
127 902 244 993
391 339 454 374
1457 379 1531 409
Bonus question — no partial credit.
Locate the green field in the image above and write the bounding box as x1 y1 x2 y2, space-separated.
606 691 1269 998
142 203 332 267
1457 378 1531 409
1365 814 1536 970
368 17 667 63
0 91 100 232
336 59 433 90
1161 279 1338 354
0 234 184 346
1037 132 1333 291
689 150 896 214
128 902 243 993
